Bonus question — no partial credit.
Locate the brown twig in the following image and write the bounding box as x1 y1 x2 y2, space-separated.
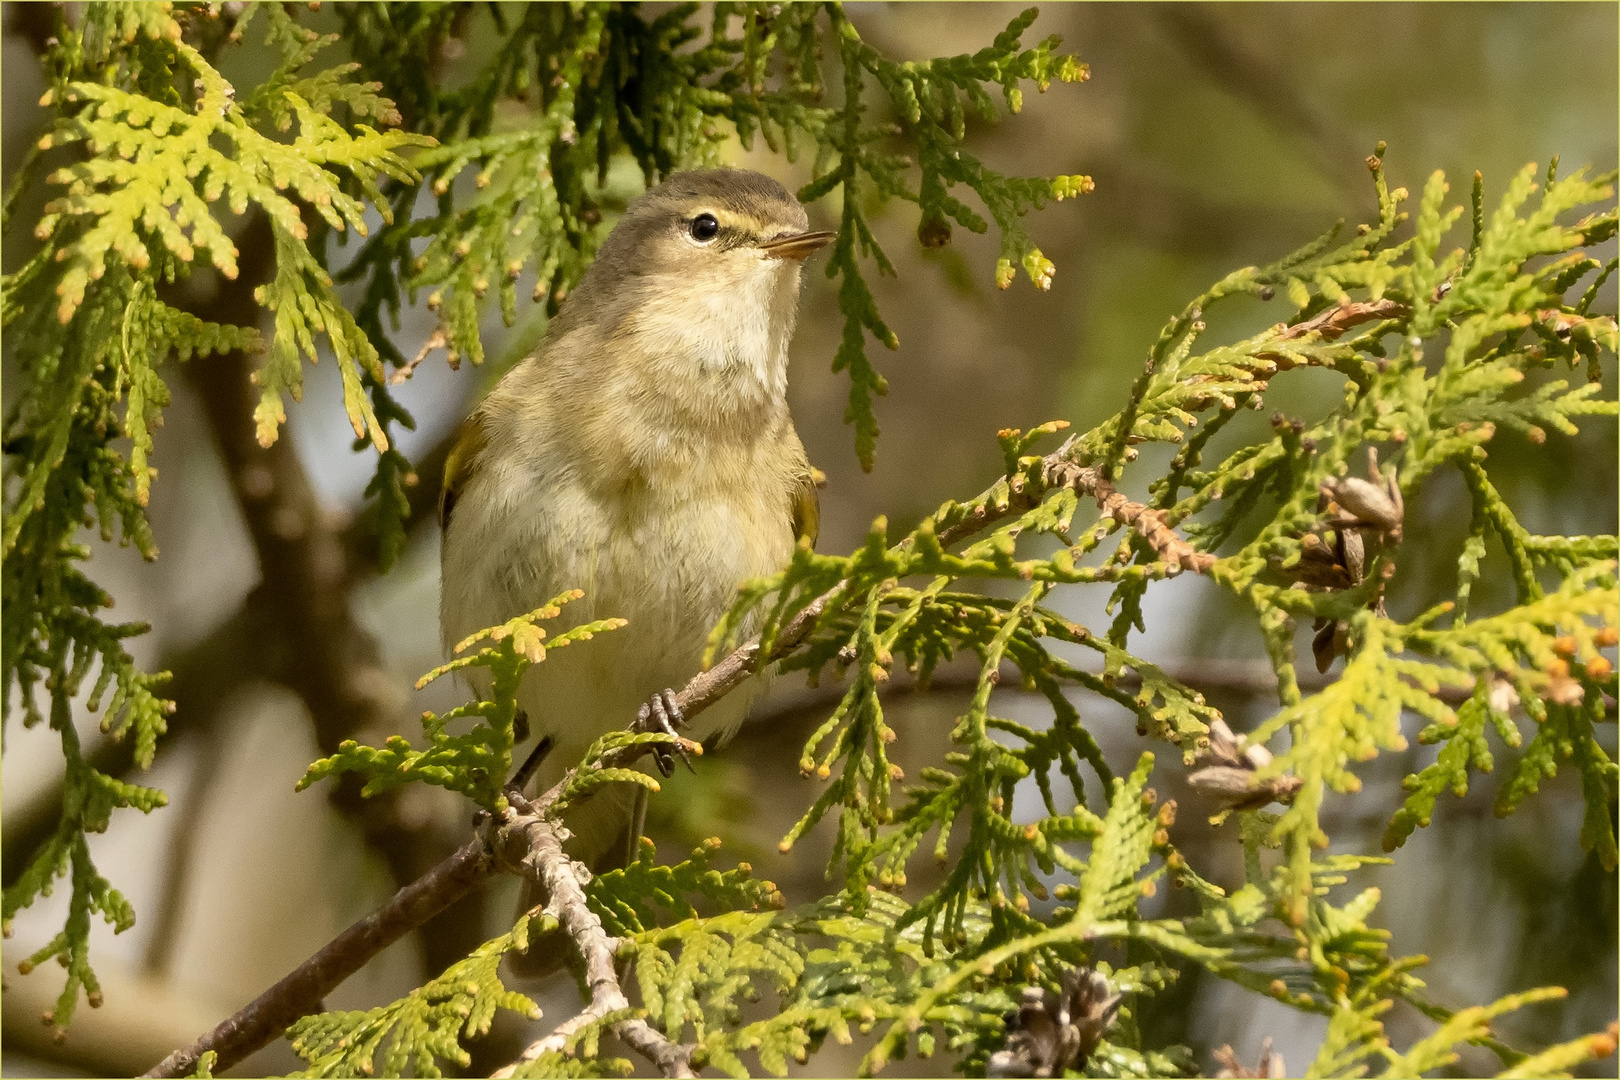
174 212 494 979
1272 297 1412 343
489 792 698 1079
1154 5 1365 201
1075 467 1216 573
1247 297 1413 375
141 439 1217 1075
182 214 401 760
139 734 692 1078
140 838 494 1078
388 327 448 385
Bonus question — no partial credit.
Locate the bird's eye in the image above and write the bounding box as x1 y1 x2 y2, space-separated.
690 213 720 242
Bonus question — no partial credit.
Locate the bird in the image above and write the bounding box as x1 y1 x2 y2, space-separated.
437 167 831 918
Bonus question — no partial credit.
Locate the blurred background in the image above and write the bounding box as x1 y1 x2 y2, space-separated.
3 3 1615 1076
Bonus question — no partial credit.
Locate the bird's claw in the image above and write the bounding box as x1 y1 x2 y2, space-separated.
636 688 692 777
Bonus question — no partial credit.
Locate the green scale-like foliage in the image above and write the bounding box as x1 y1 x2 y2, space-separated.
6 5 1617 1077
298 589 631 811
288 916 543 1078
337 2 1089 476
685 150 1616 1074
485 754 1206 1080
2 1 429 1035
4 5 1091 1036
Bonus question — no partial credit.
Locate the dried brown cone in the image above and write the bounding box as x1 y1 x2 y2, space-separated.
1187 718 1302 812
1272 446 1406 672
985 967 1122 1078
1213 1035 1286 1078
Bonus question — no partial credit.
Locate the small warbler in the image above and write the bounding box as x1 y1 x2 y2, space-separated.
438 168 831 886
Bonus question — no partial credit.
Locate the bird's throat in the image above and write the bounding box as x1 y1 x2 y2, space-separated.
624 261 801 427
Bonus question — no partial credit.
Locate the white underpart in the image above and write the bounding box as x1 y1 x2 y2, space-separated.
635 248 800 405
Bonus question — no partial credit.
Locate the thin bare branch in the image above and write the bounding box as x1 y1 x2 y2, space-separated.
140 838 493 1078
140 434 1223 1077
1273 297 1412 343
1072 465 1217 572
489 792 697 1079
388 327 448 385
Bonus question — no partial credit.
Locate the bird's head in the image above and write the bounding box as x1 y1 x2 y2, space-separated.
561 168 835 400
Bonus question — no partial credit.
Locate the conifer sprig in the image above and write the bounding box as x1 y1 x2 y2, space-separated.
339 2 1089 474
674 148 1613 1074
298 591 628 812
3 3 428 1029
287 916 542 1078
5 5 1614 1074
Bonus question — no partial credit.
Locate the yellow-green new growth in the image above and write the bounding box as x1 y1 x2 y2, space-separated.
40 36 431 446
299 591 628 811
288 916 543 1078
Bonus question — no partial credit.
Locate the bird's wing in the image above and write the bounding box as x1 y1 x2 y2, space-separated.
791 465 825 547
439 412 489 531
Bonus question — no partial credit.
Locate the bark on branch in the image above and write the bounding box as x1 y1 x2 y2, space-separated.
140 839 493 1078
489 791 698 1079
141 747 699 1078
175 213 491 978
1270 297 1412 345
141 437 1215 1076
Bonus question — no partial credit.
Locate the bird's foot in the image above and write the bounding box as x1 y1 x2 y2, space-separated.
506 730 554 797
636 688 693 777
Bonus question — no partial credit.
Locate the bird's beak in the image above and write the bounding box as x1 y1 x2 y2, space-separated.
758 230 836 260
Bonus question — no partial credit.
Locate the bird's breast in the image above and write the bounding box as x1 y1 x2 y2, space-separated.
443 422 798 660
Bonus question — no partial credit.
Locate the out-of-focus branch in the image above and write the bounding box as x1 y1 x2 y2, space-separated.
140 837 494 1079
169 213 451 919
489 791 697 1079
2 389 472 982
4 1 60 57
4 178 471 981
134 422 456 975
182 218 399 758
3 427 455 894
172 212 488 976
339 430 452 577
1154 4 1367 197
140 723 231 975
2 941 245 1078
744 655 1474 736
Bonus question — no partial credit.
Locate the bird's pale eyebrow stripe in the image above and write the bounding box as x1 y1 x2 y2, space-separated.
682 208 770 250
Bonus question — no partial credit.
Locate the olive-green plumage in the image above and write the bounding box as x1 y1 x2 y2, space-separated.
438 169 829 959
